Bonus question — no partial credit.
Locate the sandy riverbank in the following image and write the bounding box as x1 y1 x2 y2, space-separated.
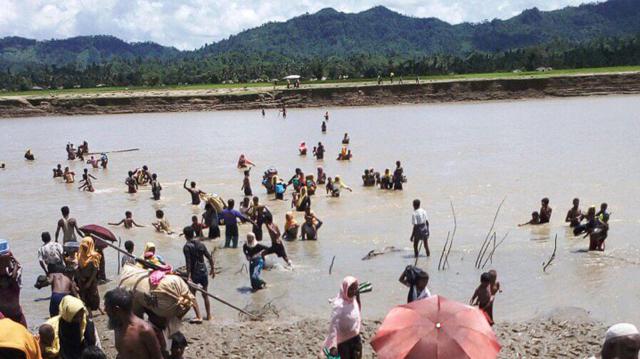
1 72 640 118
92 307 605 358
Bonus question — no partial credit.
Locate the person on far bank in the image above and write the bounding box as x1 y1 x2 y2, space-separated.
410 199 430 258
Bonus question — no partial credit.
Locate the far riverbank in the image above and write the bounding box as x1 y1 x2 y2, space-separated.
1 71 640 118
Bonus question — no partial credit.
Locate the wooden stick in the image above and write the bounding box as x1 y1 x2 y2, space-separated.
117 237 122 275
329 255 336 274
95 236 257 318
444 200 457 269
191 285 256 318
438 231 450 271
87 148 139 155
414 240 422 266
475 197 506 268
478 232 496 269
481 231 510 269
543 234 558 272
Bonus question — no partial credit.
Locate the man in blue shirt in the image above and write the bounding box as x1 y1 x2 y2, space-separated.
220 199 254 248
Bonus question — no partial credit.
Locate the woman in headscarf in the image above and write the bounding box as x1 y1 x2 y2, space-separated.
283 212 299 241
324 276 363 359
242 233 269 291
0 316 41 359
140 242 166 267
294 186 311 212
237 154 255 169
76 237 102 317
45 295 98 359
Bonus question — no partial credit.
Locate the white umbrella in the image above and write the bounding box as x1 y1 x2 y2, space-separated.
283 75 301 80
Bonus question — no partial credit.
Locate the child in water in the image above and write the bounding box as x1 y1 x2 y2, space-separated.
190 215 204 237
152 210 174 235
470 272 494 325
518 211 541 226
109 211 144 229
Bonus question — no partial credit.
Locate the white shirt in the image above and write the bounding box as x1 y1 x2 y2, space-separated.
37 241 64 265
412 208 428 226
411 286 432 302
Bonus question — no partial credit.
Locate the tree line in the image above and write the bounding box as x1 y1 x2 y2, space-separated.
1 35 639 92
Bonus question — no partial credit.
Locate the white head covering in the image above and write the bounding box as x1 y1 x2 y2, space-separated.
246 232 257 248
605 323 640 342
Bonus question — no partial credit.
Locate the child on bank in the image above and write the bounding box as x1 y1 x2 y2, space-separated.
470 272 495 325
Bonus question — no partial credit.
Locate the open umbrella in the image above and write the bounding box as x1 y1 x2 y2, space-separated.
79 224 116 250
283 75 301 80
371 295 500 359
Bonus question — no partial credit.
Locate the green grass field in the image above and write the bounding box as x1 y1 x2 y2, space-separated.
3 65 639 97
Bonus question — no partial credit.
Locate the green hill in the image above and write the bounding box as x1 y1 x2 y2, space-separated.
1 0 639 89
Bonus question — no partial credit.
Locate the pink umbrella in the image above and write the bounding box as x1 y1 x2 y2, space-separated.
371 295 500 359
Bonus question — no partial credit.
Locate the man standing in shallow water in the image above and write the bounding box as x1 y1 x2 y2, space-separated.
540 197 552 224
55 206 82 243
105 287 163 359
410 199 430 258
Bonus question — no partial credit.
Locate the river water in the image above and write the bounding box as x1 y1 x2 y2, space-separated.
1 95 639 328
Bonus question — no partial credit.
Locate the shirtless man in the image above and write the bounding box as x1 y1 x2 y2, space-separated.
125 171 138 194
63 167 75 183
35 268 78 317
539 197 552 224
55 206 83 243
52 164 63 178
78 169 97 192
104 288 163 359
184 179 204 205
565 198 583 227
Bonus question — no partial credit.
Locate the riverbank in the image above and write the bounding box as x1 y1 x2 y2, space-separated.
92 307 605 358
1 71 640 118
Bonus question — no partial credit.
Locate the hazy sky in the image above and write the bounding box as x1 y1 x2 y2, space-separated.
0 0 593 50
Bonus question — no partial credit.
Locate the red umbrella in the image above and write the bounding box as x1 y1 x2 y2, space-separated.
80 224 117 250
371 295 500 359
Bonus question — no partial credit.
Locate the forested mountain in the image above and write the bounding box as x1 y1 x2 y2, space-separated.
200 0 640 57
0 0 639 90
